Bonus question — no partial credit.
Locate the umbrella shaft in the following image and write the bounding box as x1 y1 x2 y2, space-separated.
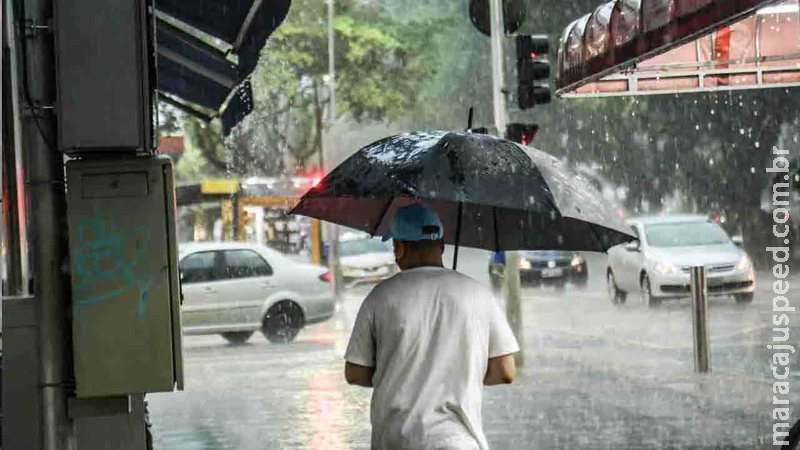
452 202 464 271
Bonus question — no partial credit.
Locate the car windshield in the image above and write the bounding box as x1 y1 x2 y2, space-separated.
339 238 390 257
645 222 731 248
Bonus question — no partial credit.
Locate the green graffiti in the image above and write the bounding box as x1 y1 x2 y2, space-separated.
72 210 165 319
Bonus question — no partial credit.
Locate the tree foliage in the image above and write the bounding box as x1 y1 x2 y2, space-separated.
181 0 452 176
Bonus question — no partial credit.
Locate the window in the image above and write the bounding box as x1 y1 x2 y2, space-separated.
223 250 273 279
644 221 730 248
338 238 391 257
179 251 223 283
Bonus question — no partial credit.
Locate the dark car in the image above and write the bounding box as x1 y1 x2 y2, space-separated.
488 250 588 291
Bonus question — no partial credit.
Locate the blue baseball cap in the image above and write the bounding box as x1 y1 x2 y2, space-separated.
382 204 444 242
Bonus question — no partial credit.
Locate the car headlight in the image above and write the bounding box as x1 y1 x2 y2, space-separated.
570 254 584 267
735 255 753 271
655 262 681 274
519 259 532 270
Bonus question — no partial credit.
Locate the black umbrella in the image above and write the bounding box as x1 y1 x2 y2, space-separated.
290 131 635 269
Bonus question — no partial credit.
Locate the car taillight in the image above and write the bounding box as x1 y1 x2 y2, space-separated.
319 271 332 282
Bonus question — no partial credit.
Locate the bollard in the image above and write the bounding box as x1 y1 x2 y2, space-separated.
690 266 711 373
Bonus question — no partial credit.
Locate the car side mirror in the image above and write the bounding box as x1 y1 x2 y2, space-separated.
732 235 744 247
625 241 640 252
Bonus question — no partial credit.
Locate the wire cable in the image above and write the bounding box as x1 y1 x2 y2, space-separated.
12 0 59 154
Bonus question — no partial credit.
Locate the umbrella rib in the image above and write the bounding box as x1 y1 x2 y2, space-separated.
371 196 394 237
587 223 607 252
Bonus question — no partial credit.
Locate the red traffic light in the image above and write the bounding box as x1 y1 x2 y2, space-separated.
506 123 540 145
516 35 550 58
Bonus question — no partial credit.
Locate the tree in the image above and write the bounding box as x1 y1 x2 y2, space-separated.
183 0 452 176
156 103 181 138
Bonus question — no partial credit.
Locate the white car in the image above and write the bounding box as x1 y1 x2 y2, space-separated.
338 235 397 288
178 242 335 344
607 215 756 307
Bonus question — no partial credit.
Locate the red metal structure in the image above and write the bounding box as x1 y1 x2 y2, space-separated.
556 0 800 97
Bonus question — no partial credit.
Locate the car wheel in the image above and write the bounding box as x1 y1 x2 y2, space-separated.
735 292 754 304
262 300 304 344
607 270 626 305
221 331 254 345
640 274 661 307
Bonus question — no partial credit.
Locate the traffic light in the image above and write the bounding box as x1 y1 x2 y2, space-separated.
516 35 551 109
506 123 539 146
468 0 527 37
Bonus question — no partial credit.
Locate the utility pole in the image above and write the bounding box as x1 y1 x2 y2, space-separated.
326 0 342 300
489 0 524 366
16 0 76 446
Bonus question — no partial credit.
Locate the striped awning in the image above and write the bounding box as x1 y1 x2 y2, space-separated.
155 0 291 134
556 0 800 97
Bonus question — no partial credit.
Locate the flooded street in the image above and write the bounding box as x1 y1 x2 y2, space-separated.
149 249 798 449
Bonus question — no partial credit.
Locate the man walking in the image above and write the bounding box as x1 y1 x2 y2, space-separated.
344 203 520 450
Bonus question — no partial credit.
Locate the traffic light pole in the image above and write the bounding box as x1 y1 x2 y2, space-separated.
12 0 77 447
489 0 524 367
489 0 508 134
326 0 343 301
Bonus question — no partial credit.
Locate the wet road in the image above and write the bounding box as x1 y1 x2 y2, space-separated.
149 248 800 449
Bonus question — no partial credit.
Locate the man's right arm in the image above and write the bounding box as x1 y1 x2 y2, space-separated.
344 295 377 386
345 361 375 387
484 354 516 385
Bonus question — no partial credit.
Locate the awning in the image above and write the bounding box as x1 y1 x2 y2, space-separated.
175 178 311 206
155 0 291 134
555 0 800 97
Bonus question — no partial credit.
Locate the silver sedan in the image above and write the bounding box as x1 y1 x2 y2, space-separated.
178 242 335 344
607 215 755 307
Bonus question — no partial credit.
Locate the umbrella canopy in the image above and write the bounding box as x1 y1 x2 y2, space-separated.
291 131 634 253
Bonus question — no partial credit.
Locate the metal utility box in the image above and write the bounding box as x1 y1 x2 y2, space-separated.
66 156 183 398
55 0 154 152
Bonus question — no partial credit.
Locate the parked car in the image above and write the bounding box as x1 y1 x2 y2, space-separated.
338 234 397 288
178 242 334 344
488 250 588 291
606 215 755 307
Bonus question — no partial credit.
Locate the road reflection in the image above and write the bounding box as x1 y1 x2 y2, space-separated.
304 370 349 450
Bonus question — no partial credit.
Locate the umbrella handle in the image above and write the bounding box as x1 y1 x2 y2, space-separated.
452 202 463 271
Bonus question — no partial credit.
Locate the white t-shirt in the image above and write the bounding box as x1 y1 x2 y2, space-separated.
345 266 520 450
